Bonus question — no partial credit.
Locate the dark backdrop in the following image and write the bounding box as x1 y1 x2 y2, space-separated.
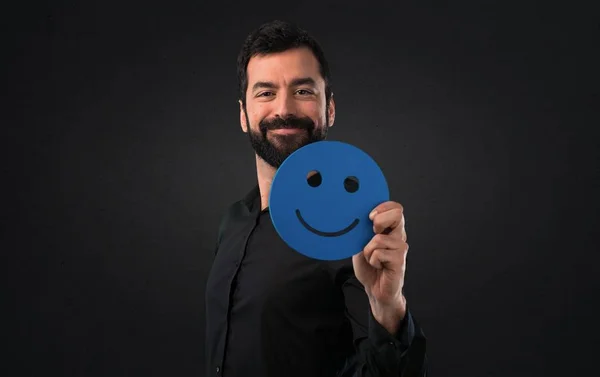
3 1 598 377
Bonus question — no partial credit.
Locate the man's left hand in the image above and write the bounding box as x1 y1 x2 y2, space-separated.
352 201 409 335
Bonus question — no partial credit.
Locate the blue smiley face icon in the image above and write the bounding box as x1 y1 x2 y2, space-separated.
269 141 390 261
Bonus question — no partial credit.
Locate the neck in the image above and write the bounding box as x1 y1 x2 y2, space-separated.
255 155 276 211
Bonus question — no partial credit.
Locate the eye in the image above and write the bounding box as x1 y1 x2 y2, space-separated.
257 91 274 97
344 176 359 193
296 89 313 95
307 170 322 187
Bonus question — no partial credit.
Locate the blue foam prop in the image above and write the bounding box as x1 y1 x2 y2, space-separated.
269 140 389 261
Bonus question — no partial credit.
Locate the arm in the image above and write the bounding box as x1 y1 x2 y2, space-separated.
335 268 427 377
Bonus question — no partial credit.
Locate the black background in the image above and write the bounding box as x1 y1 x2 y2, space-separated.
3 1 598 376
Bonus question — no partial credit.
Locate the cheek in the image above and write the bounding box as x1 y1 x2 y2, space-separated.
299 103 327 126
246 107 265 130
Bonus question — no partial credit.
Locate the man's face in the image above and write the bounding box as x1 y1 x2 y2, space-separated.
240 47 335 168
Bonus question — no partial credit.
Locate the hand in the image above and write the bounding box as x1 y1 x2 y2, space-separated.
352 201 409 333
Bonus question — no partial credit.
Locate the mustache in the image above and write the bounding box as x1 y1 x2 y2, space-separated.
259 116 315 132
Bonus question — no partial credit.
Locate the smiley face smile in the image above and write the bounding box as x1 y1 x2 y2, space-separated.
295 209 360 237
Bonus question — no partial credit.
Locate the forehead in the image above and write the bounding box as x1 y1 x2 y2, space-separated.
246 47 324 86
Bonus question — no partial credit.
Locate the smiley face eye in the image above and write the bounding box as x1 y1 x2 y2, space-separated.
307 170 322 187
344 176 359 193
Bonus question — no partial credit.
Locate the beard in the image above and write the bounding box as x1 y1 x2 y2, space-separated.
245 111 328 168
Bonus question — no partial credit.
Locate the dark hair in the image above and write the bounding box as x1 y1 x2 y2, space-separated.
236 20 332 108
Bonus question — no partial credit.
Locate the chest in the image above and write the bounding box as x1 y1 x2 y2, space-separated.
208 213 343 316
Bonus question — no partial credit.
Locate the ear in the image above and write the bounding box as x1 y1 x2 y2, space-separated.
327 93 336 128
239 100 248 133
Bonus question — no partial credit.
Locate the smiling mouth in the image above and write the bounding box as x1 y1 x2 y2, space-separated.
270 128 305 134
295 209 360 237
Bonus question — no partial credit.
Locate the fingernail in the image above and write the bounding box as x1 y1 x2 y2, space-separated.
369 210 377 220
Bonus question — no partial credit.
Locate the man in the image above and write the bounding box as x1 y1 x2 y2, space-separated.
205 20 427 377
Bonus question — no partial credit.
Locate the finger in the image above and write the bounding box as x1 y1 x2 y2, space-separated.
369 201 404 220
373 209 405 235
363 234 396 256
353 251 371 273
377 216 407 243
363 238 409 267
397 216 407 242
368 249 386 269
369 246 409 272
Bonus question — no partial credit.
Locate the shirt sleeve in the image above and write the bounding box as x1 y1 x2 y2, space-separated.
330 261 428 377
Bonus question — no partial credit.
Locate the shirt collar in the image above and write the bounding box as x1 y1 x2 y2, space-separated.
241 184 261 216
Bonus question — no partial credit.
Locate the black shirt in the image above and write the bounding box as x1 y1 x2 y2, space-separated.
205 186 427 377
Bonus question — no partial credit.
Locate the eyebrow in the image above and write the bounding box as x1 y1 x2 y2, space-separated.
251 77 317 92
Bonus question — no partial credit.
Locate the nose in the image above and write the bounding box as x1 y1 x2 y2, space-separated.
274 91 298 118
